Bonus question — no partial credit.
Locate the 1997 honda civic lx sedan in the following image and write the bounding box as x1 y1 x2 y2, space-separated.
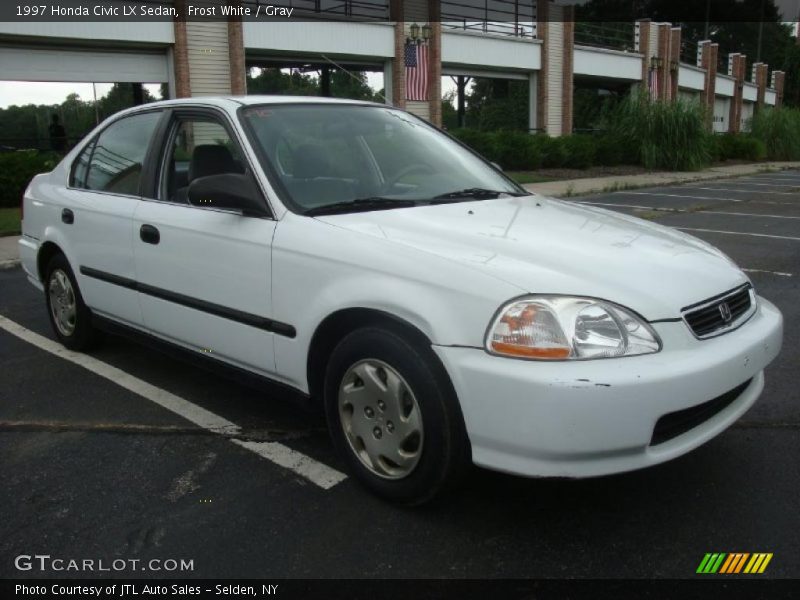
19 97 783 504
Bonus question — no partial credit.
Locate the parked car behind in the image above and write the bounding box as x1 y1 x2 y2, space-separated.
19 97 783 504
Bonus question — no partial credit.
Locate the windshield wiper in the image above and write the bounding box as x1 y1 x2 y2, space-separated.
304 197 418 216
430 188 524 203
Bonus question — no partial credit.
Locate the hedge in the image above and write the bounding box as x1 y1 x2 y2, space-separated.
750 107 800 160
0 150 59 208
709 133 767 163
451 128 766 173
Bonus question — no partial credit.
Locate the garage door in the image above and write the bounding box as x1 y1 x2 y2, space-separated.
0 46 168 83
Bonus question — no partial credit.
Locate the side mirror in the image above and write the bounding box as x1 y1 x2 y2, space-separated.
491 162 503 172
188 173 267 216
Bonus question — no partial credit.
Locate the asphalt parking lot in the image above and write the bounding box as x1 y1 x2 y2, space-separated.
1 170 798 580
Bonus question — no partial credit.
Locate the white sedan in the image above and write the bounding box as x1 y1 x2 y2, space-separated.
19 97 783 504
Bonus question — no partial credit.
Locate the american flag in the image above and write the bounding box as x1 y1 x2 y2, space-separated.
405 42 429 101
648 67 659 101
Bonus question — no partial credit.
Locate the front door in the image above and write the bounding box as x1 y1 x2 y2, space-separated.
132 109 278 375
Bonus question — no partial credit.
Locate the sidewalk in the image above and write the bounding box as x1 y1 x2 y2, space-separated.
0 235 20 270
522 161 800 198
2 160 799 269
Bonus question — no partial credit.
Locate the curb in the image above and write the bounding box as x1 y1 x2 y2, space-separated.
0 259 20 271
523 163 800 198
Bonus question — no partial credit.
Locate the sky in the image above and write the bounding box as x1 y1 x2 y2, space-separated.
0 82 164 109
0 76 457 109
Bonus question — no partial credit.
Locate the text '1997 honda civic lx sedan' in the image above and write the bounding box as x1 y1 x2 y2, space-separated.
19 97 783 504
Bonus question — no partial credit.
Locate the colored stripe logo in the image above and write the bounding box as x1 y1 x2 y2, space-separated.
697 553 773 574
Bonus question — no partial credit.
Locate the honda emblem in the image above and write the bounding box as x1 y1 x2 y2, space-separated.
719 302 732 323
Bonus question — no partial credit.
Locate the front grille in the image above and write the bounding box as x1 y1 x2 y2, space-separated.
650 379 752 446
682 285 753 338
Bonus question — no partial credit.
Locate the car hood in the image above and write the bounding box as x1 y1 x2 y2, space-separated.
315 196 749 321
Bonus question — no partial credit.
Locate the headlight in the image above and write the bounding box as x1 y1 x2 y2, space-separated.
485 296 661 360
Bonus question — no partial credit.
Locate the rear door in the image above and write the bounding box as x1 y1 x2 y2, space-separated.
132 107 279 375
67 109 164 326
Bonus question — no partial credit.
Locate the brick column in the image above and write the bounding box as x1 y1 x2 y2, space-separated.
391 0 405 109
729 53 746 133
427 0 442 127
669 26 681 101
753 63 768 110
636 19 652 87
699 41 718 129
773 71 786 107
561 7 575 135
536 0 549 132
657 23 671 101
227 19 247 95
172 0 191 98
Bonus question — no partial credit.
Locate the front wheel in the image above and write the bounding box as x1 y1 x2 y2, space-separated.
44 253 97 351
324 326 471 505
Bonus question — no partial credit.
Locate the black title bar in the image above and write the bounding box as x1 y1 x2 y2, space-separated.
0 0 798 23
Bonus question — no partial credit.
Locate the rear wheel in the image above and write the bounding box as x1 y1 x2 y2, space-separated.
44 254 97 351
324 326 471 505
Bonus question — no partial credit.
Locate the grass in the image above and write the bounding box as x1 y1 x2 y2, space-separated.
0 208 21 236
751 108 800 161
507 172 557 185
600 181 648 194
609 92 711 171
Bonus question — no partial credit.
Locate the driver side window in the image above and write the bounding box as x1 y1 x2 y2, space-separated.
161 116 245 204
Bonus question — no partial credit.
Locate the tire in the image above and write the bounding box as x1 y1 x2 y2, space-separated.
324 326 471 505
44 253 97 351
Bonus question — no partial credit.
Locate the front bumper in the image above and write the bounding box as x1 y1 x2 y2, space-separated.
434 296 783 478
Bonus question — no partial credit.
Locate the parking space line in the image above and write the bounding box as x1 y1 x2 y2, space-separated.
576 201 800 219
232 440 345 489
613 191 742 202
0 314 347 490
743 178 800 184
749 174 800 179
690 187 797 196
677 227 800 241
742 269 793 277
576 201 676 211
712 181 800 188
708 211 800 219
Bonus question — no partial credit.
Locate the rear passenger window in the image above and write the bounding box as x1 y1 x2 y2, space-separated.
74 111 161 196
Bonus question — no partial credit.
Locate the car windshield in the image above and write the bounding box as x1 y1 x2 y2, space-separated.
239 103 526 214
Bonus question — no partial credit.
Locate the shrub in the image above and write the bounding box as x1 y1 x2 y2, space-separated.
609 92 711 171
450 128 495 161
537 136 567 168
0 150 58 208
489 130 542 171
592 133 638 166
750 107 800 160
712 133 767 162
560 135 596 169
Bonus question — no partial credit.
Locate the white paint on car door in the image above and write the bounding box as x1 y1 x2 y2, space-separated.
132 201 278 375
68 110 163 326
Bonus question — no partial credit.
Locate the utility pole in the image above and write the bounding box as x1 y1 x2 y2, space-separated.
756 0 765 62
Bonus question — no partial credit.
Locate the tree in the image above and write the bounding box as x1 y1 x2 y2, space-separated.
462 79 529 132
0 84 157 151
330 70 381 101
247 68 319 95
246 67 382 101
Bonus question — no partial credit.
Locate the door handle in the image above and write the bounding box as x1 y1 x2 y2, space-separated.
61 208 74 224
139 224 160 245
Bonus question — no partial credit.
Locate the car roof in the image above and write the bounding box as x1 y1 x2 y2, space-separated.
135 95 386 111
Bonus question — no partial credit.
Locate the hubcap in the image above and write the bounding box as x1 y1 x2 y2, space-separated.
338 359 424 480
48 269 77 337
